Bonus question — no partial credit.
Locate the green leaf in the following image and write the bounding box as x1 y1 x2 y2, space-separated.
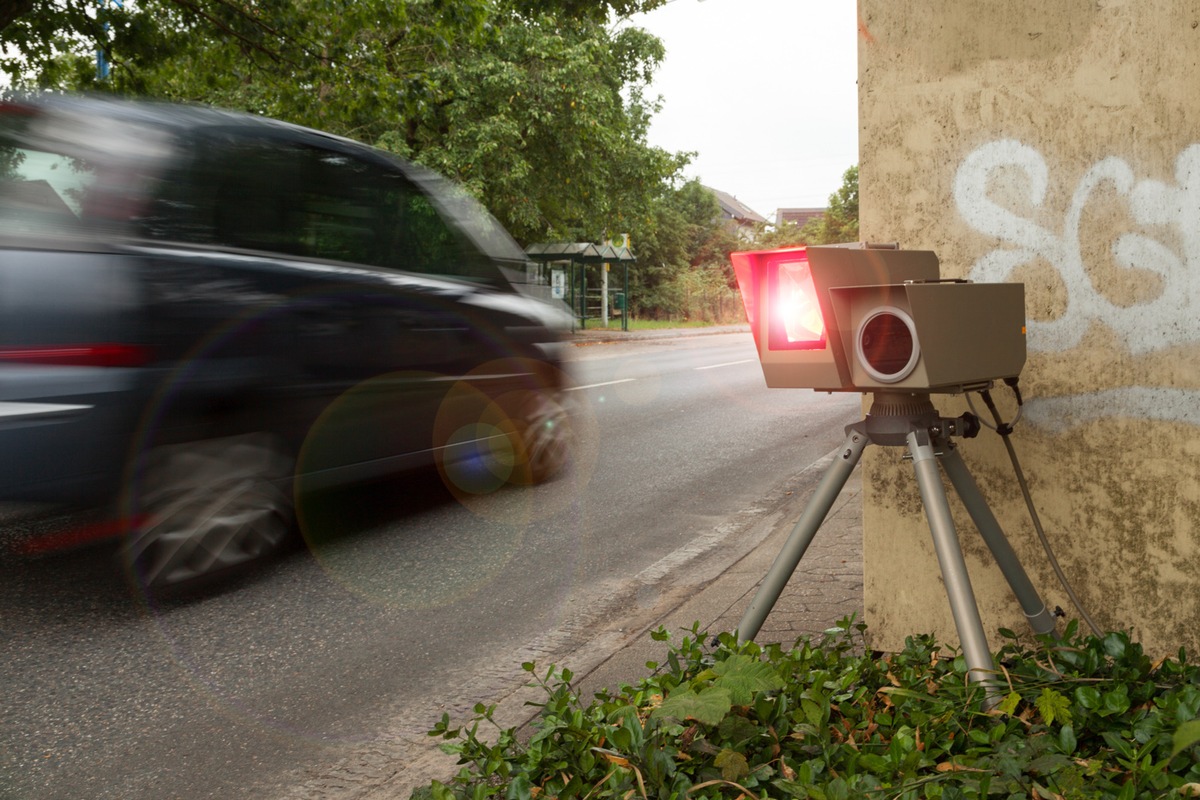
1102 632 1128 659
1075 685 1102 709
857 753 891 774
1171 719 1200 759
1100 685 1131 717
709 654 785 705
718 714 760 745
802 698 826 727
714 748 750 781
995 691 1022 716
878 686 933 704
1036 687 1072 727
650 686 732 726
1059 724 1077 755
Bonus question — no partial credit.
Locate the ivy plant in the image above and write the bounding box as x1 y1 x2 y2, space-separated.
417 618 1200 799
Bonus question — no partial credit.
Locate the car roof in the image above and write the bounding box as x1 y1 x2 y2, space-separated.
3 93 530 265
7 92 349 144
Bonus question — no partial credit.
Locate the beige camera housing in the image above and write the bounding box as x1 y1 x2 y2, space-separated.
731 244 1026 393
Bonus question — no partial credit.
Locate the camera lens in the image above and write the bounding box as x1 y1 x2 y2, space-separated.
856 307 920 383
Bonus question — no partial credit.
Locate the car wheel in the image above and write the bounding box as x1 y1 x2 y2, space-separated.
506 388 572 486
123 433 295 595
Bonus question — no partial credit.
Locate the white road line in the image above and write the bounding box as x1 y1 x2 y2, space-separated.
566 378 638 391
694 359 756 371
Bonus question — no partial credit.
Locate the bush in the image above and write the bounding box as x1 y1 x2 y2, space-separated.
416 619 1200 799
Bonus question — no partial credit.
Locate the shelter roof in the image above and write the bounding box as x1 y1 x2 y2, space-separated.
525 242 636 263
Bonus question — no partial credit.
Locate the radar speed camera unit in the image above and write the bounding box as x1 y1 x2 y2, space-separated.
730 244 1026 393
730 244 1055 702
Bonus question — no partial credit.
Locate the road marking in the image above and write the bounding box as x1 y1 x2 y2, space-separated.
566 378 638 391
695 359 756 371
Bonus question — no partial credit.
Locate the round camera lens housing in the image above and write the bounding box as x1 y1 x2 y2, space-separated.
855 306 920 383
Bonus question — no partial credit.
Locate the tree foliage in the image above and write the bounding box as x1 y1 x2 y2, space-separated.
749 164 860 249
620 179 740 321
2 0 766 319
1 0 680 244
805 163 859 244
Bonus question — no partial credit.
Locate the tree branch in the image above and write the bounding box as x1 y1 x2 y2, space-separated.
0 0 35 35
162 0 296 67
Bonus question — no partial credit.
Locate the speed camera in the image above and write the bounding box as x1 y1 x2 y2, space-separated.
731 244 1026 393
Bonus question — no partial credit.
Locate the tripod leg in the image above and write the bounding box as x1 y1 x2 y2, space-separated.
907 430 1000 698
938 443 1057 636
737 430 868 643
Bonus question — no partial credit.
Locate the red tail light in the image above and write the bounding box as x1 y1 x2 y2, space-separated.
0 101 35 118
0 344 151 367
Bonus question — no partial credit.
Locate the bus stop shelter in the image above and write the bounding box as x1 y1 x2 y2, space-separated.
525 242 636 330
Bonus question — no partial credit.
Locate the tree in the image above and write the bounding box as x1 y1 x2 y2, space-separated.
746 165 860 249
2 0 681 245
620 179 713 318
388 6 686 242
617 180 744 321
4 0 760 319
801 164 859 244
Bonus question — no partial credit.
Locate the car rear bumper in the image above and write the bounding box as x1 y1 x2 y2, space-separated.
0 366 143 505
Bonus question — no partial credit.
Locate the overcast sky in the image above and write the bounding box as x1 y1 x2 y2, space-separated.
625 0 859 219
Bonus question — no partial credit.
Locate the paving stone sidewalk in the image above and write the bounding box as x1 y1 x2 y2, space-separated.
573 464 864 702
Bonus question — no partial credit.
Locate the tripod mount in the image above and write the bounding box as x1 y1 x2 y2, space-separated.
737 391 1057 697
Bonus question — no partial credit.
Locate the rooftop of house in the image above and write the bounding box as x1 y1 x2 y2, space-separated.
775 207 826 227
705 186 768 225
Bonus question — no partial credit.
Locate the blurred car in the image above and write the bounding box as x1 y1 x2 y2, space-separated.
0 94 575 594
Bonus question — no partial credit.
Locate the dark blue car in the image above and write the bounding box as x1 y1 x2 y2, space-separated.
0 94 574 594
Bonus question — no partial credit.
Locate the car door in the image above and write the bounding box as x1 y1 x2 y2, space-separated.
221 133 502 478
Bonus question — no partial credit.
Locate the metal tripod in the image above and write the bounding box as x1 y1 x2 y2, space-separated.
736 392 1057 694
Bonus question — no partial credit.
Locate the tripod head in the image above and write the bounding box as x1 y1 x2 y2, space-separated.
855 391 981 448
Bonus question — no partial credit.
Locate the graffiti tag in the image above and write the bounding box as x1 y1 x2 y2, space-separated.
953 140 1200 428
954 139 1200 354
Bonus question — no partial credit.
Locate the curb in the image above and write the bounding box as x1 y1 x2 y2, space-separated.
570 324 750 346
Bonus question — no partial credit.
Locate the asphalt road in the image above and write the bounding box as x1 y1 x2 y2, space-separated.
0 331 861 799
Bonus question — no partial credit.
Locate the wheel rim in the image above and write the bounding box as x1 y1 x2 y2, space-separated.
125 434 294 593
512 390 571 484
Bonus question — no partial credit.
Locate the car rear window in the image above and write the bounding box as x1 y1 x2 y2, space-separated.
0 127 97 235
0 103 173 240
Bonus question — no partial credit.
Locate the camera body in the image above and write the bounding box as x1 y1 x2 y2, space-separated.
731 244 1026 393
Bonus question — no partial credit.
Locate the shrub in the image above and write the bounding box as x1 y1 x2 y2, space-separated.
416 618 1200 799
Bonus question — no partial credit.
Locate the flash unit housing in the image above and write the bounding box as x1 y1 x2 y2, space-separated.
731 244 1026 393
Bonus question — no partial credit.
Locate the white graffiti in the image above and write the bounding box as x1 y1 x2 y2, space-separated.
953 140 1200 429
954 139 1200 355
1020 387 1200 432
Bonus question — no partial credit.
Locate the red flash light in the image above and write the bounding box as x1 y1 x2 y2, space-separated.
769 259 825 350
732 247 826 353
732 245 843 391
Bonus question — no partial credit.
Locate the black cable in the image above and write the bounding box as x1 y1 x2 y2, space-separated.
979 385 1104 638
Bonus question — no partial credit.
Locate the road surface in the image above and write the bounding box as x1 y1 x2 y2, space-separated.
0 331 861 799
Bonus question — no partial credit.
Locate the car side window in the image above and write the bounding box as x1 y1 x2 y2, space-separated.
142 132 502 284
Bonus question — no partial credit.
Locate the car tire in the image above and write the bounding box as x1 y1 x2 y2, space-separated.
123 433 295 596
505 388 572 486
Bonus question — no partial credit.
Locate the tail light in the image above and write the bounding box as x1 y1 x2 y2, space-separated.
0 344 151 367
